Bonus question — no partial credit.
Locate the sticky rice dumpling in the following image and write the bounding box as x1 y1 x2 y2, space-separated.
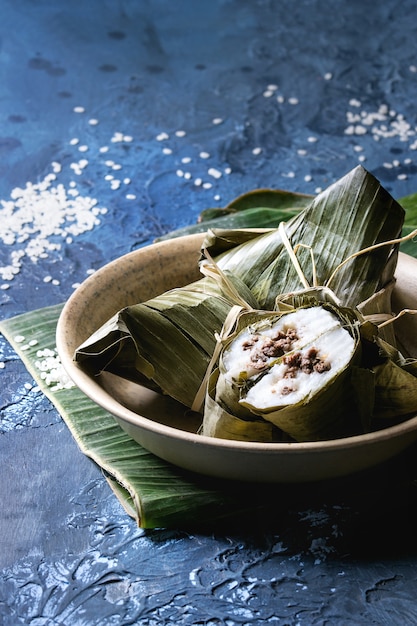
202 304 366 442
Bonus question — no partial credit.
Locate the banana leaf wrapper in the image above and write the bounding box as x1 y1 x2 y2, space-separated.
202 304 372 443
372 358 417 421
360 333 417 423
210 165 404 310
75 273 258 408
203 368 280 442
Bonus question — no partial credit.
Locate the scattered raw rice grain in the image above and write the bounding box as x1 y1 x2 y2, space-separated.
73 106 85 113
208 168 222 179
34 347 75 390
111 132 124 143
0 165 105 282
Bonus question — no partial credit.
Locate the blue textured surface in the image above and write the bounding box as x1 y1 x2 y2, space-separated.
2 1 417 624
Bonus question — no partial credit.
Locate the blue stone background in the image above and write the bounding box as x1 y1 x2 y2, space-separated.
1 1 417 624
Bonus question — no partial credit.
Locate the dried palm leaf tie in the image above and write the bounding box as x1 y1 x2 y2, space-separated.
278 221 317 289
279 218 417 329
378 308 417 329
325 227 417 291
324 226 417 329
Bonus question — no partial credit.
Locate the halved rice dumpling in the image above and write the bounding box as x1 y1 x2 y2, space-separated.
202 304 366 442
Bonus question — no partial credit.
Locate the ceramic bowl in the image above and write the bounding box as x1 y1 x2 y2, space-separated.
56 234 417 483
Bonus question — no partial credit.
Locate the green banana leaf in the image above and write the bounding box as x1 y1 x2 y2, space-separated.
155 187 313 241
157 186 417 259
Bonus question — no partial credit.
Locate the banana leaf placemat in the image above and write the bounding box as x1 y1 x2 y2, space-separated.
1 303 276 529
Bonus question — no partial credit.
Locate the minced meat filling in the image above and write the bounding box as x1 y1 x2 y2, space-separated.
226 307 356 411
282 348 331 378
242 328 299 369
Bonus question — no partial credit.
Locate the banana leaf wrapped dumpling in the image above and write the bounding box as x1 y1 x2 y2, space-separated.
74 165 410 425
75 272 259 408
202 303 372 442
